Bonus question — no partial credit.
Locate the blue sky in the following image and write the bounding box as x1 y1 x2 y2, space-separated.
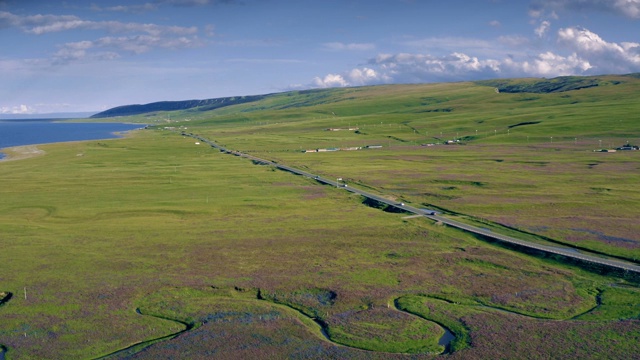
1 0 639 114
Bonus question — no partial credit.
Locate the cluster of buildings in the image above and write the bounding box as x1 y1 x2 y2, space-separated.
303 145 382 153
616 143 639 151
595 143 639 152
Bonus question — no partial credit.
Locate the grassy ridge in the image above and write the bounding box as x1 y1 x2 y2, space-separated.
1 75 639 358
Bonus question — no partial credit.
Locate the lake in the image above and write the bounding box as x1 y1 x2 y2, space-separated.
0 119 145 160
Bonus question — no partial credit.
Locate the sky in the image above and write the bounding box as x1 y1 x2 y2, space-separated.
1 0 639 115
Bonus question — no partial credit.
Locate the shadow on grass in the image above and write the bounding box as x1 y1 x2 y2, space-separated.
0 292 12 360
94 308 194 360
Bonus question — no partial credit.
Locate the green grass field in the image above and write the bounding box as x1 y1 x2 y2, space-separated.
1 74 639 359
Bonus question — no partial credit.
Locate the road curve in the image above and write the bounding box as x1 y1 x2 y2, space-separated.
184 132 640 276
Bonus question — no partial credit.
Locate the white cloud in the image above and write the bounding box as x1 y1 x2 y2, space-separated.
489 20 501 27
0 11 197 36
322 42 375 51
91 3 159 13
0 104 35 114
52 34 203 63
508 51 592 76
313 73 350 88
304 26 640 90
0 10 204 66
531 0 640 19
535 20 551 37
557 26 640 72
312 67 388 88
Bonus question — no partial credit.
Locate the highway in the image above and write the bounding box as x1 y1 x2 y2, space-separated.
186 132 640 276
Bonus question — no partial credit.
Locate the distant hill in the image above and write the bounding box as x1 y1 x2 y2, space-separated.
90 95 267 118
474 74 638 93
91 73 640 119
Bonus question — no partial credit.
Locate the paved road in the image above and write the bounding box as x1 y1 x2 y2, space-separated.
187 132 640 276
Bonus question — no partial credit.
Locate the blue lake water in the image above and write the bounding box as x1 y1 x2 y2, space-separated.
0 119 145 160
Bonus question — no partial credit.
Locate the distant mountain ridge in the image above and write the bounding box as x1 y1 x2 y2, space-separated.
0 112 96 120
90 94 267 118
91 73 640 118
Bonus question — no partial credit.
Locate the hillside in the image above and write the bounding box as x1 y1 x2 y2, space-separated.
90 94 267 118
92 74 639 119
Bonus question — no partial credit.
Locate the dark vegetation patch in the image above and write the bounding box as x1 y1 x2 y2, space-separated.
361 197 409 213
414 108 453 113
386 135 409 143
434 180 486 187
513 160 548 166
476 76 605 93
420 96 448 105
514 96 540 101
91 95 267 118
508 121 542 129
260 288 337 319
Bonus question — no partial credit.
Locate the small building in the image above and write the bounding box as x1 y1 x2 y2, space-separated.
616 143 639 150
366 145 383 149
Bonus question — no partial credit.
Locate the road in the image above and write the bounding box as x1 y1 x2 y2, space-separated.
186 132 640 276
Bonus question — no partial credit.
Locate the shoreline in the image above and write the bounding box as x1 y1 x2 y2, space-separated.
0 128 143 162
0 145 47 162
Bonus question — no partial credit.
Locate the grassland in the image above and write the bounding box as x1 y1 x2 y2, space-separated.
1 74 639 359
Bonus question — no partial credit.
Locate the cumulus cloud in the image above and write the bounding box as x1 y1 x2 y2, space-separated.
306 27 640 90
313 67 389 88
558 26 640 72
507 51 592 76
531 0 640 19
0 104 34 114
